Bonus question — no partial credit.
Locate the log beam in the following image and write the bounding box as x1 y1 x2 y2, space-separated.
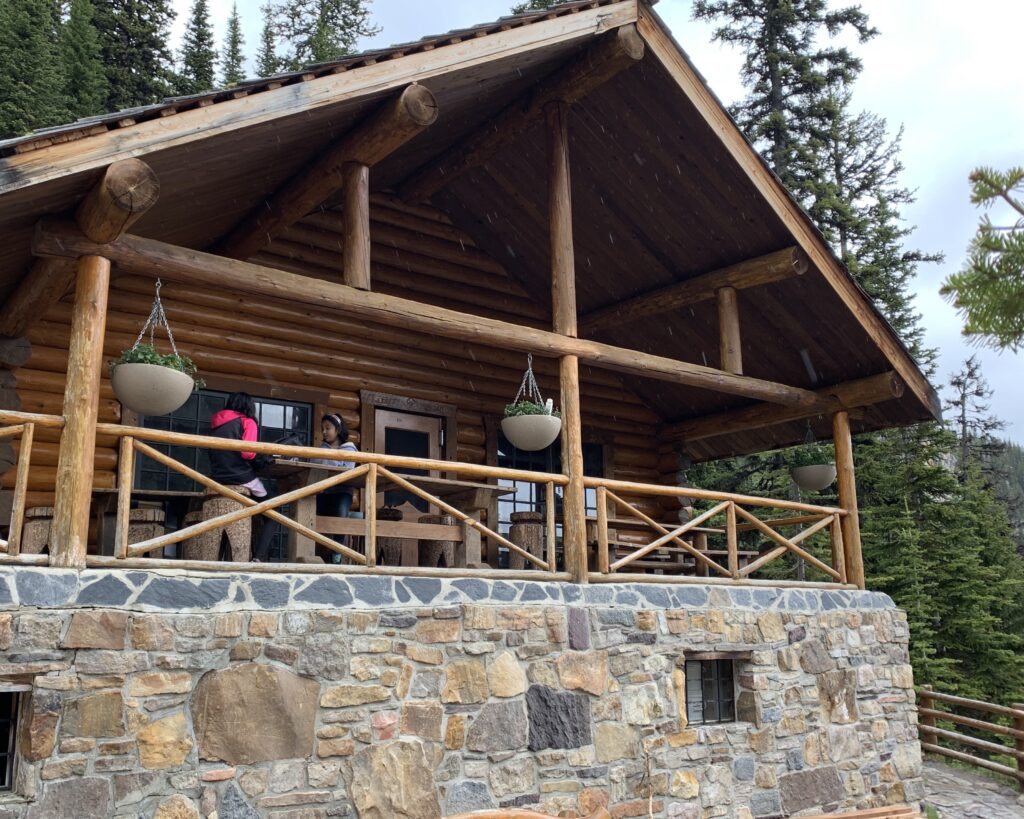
218 84 438 261
717 285 742 374
832 409 864 589
663 371 905 443
35 220 820 407
0 159 159 339
49 255 111 568
341 163 371 290
547 100 586 583
399 25 644 202
580 246 808 336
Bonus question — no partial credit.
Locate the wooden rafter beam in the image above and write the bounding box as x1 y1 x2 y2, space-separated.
662 371 905 443
636 5 941 421
580 246 808 336
34 220 820 407
398 24 645 202
0 158 159 339
218 84 438 261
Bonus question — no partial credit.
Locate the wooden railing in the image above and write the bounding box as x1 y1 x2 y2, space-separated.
918 687 1024 790
0 409 854 586
585 477 849 586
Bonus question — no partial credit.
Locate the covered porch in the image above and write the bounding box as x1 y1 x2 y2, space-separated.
0 1 938 591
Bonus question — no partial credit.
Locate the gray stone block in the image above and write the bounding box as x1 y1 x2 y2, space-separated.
526 684 592 750
219 783 259 819
293 577 353 607
567 607 590 650
350 575 394 606
250 578 290 608
136 577 230 609
779 766 843 814
466 701 528 753
76 575 132 607
26 777 111 819
445 781 494 814
403 577 441 604
16 571 77 607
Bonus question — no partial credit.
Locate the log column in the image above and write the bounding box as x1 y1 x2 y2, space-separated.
716 285 742 374
832 409 864 588
47 159 160 568
547 100 587 583
341 162 371 290
50 256 111 567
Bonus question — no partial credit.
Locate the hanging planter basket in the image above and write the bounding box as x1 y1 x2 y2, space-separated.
789 463 837 492
501 354 562 452
110 280 202 417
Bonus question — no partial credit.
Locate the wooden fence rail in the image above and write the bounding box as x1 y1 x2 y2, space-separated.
583 477 848 586
918 686 1024 790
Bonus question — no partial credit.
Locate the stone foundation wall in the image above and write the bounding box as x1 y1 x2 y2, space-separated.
0 569 923 818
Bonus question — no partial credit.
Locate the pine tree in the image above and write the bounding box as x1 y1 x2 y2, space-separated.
176 0 217 96
0 0 70 138
60 0 108 119
255 4 280 77
92 0 176 110
692 0 877 194
221 3 245 87
271 0 379 68
941 167 1024 351
511 0 570 13
945 356 1005 480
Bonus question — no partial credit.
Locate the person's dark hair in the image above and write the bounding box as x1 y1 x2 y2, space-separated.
322 413 349 443
225 392 257 419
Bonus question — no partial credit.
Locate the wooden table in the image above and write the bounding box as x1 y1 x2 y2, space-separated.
272 459 511 565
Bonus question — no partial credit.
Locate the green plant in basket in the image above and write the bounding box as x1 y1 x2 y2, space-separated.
504 399 561 419
113 343 205 389
788 441 835 468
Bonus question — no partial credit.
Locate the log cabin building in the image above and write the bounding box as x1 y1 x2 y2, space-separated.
0 1 934 817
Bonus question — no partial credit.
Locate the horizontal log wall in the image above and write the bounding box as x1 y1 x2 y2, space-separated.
6 196 668 525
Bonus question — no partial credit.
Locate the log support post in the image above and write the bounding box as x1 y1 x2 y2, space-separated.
716 285 742 374
832 409 864 589
50 256 111 568
341 162 371 290
918 687 936 743
547 100 586 584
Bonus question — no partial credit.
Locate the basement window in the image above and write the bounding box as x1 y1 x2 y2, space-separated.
0 689 24 792
685 657 737 726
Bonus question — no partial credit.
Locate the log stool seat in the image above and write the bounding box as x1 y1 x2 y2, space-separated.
418 513 457 568
189 487 252 562
376 506 404 567
22 506 53 555
128 506 166 558
508 511 544 570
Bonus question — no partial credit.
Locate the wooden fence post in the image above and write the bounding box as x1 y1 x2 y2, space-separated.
918 687 936 743
1014 702 1024 791
832 409 864 588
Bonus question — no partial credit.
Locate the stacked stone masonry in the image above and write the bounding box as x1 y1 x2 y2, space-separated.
0 569 923 818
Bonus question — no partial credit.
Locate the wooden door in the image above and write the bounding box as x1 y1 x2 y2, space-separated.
374 409 443 511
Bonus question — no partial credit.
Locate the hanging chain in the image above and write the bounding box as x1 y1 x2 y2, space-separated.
511 353 548 408
803 419 816 445
131 279 181 358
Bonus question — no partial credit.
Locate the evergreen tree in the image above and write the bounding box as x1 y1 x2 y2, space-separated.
271 0 379 68
511 0 570 13
221 2 245 87
175 0 217 95
941 167 1024 351
945 356 1005 480
0 0 69 138
691 0 877 194
92 0 176 110
255 4 281 76
60 0 108 119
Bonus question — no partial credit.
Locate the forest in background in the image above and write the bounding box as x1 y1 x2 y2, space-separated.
1 0 1022 705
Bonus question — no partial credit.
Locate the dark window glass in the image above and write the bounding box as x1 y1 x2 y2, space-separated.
0 691 18 790
495 434 603 567
383 427 431 511
685 659 736 725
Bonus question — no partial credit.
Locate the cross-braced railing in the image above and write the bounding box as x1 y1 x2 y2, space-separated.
585 477 848 585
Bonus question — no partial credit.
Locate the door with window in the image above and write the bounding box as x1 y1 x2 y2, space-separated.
374 409 443 512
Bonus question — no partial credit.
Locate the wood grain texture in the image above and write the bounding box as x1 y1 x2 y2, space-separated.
832 409 864 589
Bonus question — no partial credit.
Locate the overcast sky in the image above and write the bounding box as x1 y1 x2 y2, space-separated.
172 0 1024 440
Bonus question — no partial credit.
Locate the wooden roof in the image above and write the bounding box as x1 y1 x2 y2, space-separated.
0 0 939 461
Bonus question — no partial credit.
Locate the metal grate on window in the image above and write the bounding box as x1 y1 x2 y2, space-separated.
685 659 736 725
0 691 19 791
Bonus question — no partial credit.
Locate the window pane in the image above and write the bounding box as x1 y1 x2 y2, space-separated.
0 691 17 790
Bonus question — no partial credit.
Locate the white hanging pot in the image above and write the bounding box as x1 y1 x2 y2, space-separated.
790 463 837 492
501 414 562 451
111 363 194 417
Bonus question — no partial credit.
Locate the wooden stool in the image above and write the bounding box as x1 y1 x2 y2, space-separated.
22 507 53 555
181 510 204 561
129 507 165 559
418 514 457 568
508 511 544 570
191 487 251 562
377 506 404 567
